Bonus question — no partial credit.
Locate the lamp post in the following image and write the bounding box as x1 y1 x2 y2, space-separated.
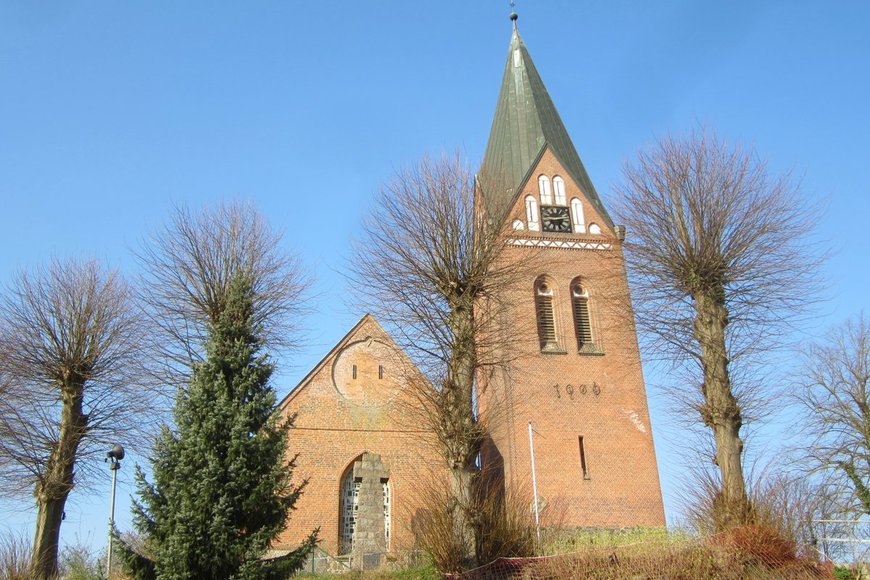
105 444 124 578
528 421 541 544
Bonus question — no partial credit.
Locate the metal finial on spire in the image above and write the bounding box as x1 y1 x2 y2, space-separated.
509 0 518 25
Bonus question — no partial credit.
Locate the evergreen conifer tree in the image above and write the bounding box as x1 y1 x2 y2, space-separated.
121 276 316 579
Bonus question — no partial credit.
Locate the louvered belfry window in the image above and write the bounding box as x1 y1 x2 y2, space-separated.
535 279 559 351
572 282 593 350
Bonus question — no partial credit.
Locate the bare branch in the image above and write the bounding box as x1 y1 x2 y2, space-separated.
136 200 310 381
616 130 820 369
794 313 870 516
349 152 533 565
0 258 153 578
351 154 529 375
615 128 823 530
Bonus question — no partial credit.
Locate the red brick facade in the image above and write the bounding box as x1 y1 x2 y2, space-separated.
273 315 444 556
275 156 665 558
479 148 665 528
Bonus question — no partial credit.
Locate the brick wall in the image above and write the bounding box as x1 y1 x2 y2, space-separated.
480 148 666 528
273 316 445 555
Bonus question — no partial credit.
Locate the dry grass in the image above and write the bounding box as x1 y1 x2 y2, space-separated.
472 478 537 566
538 526 675 556
410 466 538 573
0 532 31 580
454 530 831 579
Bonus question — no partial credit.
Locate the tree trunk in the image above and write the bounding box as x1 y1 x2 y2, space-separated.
31 380 87 580
693 292 750 530
449 463 476 565
441 302 480 567
841 462 870 516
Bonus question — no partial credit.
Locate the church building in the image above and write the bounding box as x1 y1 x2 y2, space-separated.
476 15 665 529
273 15 665 563
274 314 443 563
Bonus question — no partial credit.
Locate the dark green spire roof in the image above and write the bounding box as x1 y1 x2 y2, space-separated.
479 25 613 228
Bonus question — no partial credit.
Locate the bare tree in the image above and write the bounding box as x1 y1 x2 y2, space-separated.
685 454 843 554
615 130 820 530
136 201 309 380
0 258 151 579
351 153 528 566
796 314 870 516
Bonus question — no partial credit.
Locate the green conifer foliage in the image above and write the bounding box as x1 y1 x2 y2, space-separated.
122 276 316 579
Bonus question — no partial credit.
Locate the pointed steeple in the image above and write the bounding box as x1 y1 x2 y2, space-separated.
479 21 613 228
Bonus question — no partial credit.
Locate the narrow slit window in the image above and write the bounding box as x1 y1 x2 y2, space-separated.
538 175 553 205
378 365 384 379
579 436 590 479
553 176 566 206
570 198 586 233
535 279 559 352
572 282 593 351
352 365 357 380
525 195 540 231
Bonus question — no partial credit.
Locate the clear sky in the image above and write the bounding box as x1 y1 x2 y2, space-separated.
1 0 868 555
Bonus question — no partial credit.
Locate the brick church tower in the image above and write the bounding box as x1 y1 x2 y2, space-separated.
477 16 665 528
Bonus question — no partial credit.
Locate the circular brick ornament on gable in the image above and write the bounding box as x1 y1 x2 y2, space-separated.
332 337 402 406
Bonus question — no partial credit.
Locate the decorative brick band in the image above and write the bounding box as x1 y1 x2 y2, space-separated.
505 237 613 251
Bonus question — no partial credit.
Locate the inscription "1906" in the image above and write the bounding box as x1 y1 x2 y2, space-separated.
553 382 601 400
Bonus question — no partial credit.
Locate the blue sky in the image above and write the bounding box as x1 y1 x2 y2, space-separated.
1 1 868 554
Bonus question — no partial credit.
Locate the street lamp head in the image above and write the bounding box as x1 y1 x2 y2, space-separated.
107 444 125 461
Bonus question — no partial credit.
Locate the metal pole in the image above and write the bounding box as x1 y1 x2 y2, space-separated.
106 460 119 578
528 421 541 544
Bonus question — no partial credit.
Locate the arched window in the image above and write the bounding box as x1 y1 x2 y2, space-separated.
538 175 553 205
525 195 540 231
571 280 594 351
535 277 560 352
553 176 567 206
589 223 601 235
570 198 586 233
339 464 361 555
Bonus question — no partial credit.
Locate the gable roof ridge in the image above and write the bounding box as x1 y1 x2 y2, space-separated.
278 313 382 409
493 141 548 222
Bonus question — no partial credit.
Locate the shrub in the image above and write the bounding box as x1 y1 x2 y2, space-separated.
0 532 31 580
412 467 537 572
60 543 105 580
713 524 798 567
472 477 536 565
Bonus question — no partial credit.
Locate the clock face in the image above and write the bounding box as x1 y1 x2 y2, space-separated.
541 205 572 233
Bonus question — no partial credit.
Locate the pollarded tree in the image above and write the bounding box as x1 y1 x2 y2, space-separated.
351 153 529 566
0 259 150 579
615 130 820 530
797 314 870 516
137 201 309 382
124 275 316 579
